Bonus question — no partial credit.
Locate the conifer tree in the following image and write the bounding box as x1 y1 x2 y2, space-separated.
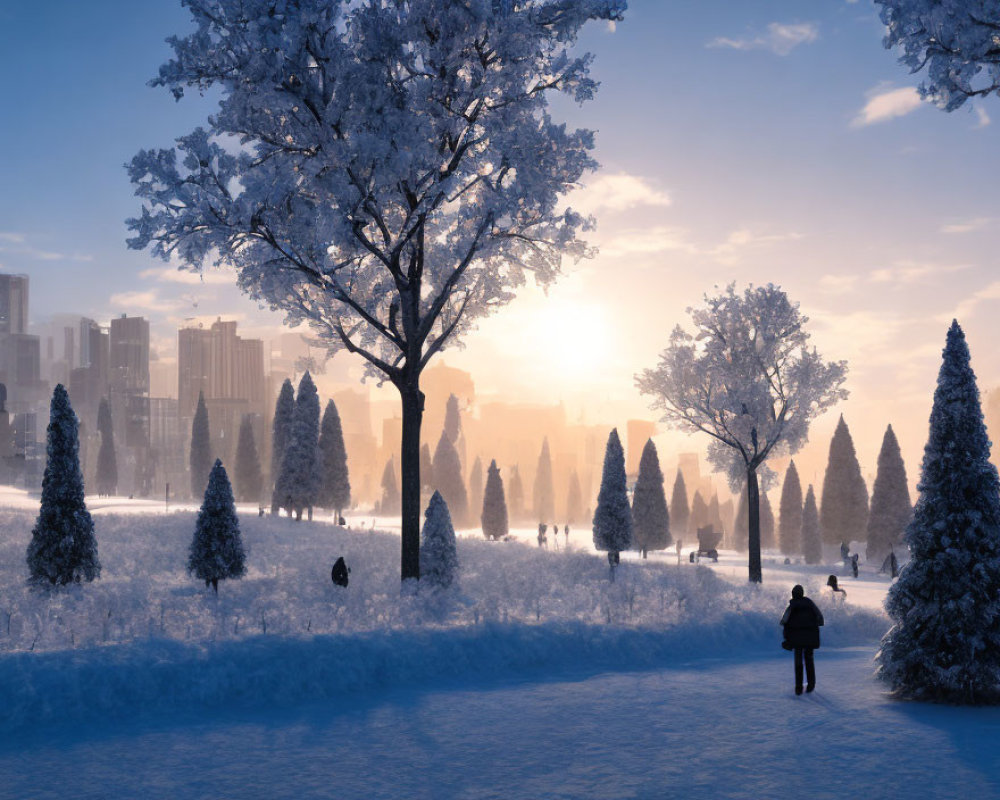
468 456 484 530
433 430 468 527
420 443 435 492
188 459 246 593
801 485 822 565
420 491 459 589
481 459 509 541
760 492 776 550
670 470 690 542
821 415 869 546
566 470 584 525
508 465 525 522
690 490 709 534
189 391 212 498
866 424 912 562
632 439 670 558
379 459 400 515
593 429 633 566
27 385 100 586
879 322 1000 703
269 378 295 514
95 397 117 497
234 415 263 503
708 493 725 537
443 393 466 466
318 399 351 518
778 461 804 556
533 438 555 523
276 372 321 520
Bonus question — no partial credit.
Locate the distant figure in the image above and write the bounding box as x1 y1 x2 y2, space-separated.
827 574 847 601
552 524 560 550
850 553 859 578
840 541 850 564
564 525 569 547
537 523 548 549
338 515 347 526
780 584 824 695
880 548 899 579
258 506 265 518
331 556 350 588
784 557 791 565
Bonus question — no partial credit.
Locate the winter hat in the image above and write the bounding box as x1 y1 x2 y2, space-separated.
791 584 804 599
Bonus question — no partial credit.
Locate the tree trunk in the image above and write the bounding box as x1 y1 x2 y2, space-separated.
399 383 424 581
747 466 762 583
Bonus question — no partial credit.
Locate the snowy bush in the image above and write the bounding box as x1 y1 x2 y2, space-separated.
421 491 459 589
189 460 246 593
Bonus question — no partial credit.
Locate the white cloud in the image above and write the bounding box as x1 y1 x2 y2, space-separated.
108 290 186 315
139 266 234 286
974 106 991 128
851 86 923 127
708 22 819 56
568 173 671 215
868 260 968 284
819 274 860 294
0 232 92 262
706 228 803 265
941 217 990 235
599 226 696 258
950 281 1000 323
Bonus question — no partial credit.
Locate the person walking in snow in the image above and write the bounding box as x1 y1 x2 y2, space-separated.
537 523 547 549
781 584 824 695
850 553 859 578
840 541 850 565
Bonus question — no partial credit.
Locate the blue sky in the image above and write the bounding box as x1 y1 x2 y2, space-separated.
1 0 997 485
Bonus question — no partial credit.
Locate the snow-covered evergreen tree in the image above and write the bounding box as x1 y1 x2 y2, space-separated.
433 430 468 527
566 470 584 525
801 485 822 565
318 399 351 518
481 459 509 541
690 490 710 534
670 470 690 542
760 492 776 550
778 461 804 556
468 456 484 531
632 439 670 558
95 397 117 497
593 428 632 560
189 391 212 498
269 378 295 515
866 424 912 561
234 415 263 503
420 491 459 589
443 393 466 468
508 465 525 523
188 459 246 593
276 372 322 520
878 322 1000 703
27 385 100 586
379 459 400 515
533 438 555 524
708 493 725 538
420 443 435 493
821 415 869 546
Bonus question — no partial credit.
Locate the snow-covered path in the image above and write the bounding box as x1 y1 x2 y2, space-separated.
4 648 999 800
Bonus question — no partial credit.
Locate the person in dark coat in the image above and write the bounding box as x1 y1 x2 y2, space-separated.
331 556 350 587
780 584 824 695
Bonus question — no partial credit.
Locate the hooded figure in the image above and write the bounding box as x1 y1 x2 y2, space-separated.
780 584 824 695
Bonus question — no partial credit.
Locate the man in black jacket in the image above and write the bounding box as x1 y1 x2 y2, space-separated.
781 584 824 695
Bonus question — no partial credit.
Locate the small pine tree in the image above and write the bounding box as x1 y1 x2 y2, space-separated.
631 439 670 558
670 470 690 541
420 443 435 492
270 378 295 515
275 372 321 520
433 430 468 527
866 425 912 562
234 415 263 503
420 491 459 589
566 470 583 525
760 492 776 550
379 459 400 515
508 464 525 522
95 397 117 497
188 459 246 593
533 438 555 523
318 399 351 517
879 322 1000 703
468 456 484 529
189 391 212 498
27 385 100 586
821 415 869 546
801 485 822 565
481 459 508 540
593 428 633 561
778 461 804 556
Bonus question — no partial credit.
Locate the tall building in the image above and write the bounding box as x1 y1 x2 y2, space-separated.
0 274 29 335
109 314 150 395
68 318 109 422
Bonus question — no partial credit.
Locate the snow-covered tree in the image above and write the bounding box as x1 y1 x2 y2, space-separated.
638 284 847 582
690 490 710 534
443 394 466 468
866 424 912 562
778 461 804 556
189 391 212 498
379 459 400 516
270 378 295 515
566 470 584 525
318 399 351 518
821 416 869 546
189 459 246 593
876 0 1000 110
234 415 263 503
760 492 776 551
433 430 468 528
95 397 117 497
670 470 690 541
276 372 322 520
27 385 100 586
420 444 435 493
879 321 1000 703
128 0 626 582
468 456 484 530
708 493 725 538
632 439 670 558
533 438 555 524
481 459 509 541
508 465 525 523
593 429 632 563
420 491 459 590
801 485 822 565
